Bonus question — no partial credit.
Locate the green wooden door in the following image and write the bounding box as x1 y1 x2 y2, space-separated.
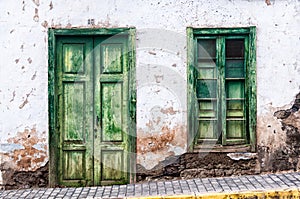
55 34 132 186
94 35 130 185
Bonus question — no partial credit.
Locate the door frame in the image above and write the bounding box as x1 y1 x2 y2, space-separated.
48 28 136 187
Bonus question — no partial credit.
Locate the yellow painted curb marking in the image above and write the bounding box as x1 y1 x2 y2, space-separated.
127 188 300 199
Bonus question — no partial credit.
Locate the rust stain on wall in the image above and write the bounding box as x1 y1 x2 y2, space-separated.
137 103 186 164
137 128 175 154
4 126 47 171
160 107 178 115
137 124 186 155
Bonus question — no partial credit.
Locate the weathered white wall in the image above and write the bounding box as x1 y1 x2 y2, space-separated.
0 0 299 176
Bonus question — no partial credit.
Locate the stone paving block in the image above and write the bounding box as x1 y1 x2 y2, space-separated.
164 181 174 194
118 186 126 197
280 175 298 187
196 184 207 192
149 182 158 195
186 180 199 193
254 175 269 189
95 187 105 196
263 175 279 188
246 176 263 189
269 174 290 188
210 183 223 192
218 184 231 191
291 173 300 181
232 177 247 189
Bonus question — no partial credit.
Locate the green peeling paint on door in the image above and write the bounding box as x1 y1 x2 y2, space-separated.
48 28 136 187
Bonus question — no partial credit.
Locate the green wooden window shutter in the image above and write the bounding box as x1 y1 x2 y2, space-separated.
187 27 256 151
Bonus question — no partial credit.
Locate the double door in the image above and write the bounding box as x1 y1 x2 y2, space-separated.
55 34 133 186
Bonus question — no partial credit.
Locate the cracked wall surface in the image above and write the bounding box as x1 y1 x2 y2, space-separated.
0 0 299 188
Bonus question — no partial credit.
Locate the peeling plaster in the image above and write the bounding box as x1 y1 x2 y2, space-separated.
1 126 47 171
33 8 39 22
31 71 37 80
49 1 53 10
19 89 34 109
257 92 300 172
32 0 40 7
265 0 272 6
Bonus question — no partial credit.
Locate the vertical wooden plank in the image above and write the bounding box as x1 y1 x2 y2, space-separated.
248 27 257 151
128 28 136 183
186 27 197 149
48 29 58 187
218 36 226 145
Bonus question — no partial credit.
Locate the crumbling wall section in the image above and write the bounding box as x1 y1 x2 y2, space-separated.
258 93 300 172
0 126 48 189
137 152 259 182
1 163 48 190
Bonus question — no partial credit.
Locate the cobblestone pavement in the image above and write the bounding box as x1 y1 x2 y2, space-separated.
1 172 300 198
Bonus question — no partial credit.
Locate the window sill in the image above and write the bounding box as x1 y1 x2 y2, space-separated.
192 144 251 153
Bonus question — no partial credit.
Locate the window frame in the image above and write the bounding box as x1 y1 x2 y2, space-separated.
187 27 256 152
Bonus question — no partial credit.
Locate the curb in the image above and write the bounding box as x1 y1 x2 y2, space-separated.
128 188 300 199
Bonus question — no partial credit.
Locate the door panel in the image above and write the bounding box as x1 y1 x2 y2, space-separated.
63 150 85 180
101 82 123 142
63 44 85 73
57 37 94 186
101 43 124 73
101 150 124 181
94 35 129 185
63 82 85 141
56 34 131 187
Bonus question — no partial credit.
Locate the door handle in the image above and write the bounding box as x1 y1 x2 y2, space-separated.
96 115 100 126
94 115 100 138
